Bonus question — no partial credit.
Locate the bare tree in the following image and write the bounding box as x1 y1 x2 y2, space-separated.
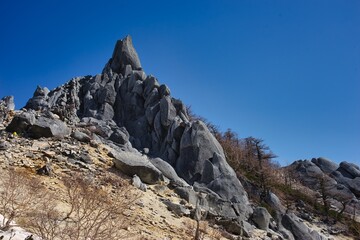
25 175 136 240
244 137 277 200
0 169 43 231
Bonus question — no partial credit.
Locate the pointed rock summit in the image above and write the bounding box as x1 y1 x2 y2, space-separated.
110 35 142 75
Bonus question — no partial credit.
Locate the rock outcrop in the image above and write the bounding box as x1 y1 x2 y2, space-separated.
7 35 252 221
288 157 360 218
281 213 327 240
6 110 70 138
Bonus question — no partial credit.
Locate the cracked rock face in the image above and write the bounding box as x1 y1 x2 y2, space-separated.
7 35 252 220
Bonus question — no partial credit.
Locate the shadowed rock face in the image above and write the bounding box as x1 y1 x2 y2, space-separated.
15 35 252 220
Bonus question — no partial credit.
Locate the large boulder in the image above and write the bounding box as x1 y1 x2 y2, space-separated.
109 127 130 145
6 111 36 133
251 207 271 230
160 96 176 127
28 116 71 138
7 111 70 139
176 120 228 183
162 200 190 217
337 161 360 179
281 213 325 240
311 157 338 174
71 130 91 143
176 121 252 218
149 157 188 187
111 150 163 184
347 177 360 197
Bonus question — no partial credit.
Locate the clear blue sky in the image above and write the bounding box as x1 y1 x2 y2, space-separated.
0 1 359 166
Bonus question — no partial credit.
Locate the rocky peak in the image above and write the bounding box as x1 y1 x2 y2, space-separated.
7 36 253 222
109 35 142 75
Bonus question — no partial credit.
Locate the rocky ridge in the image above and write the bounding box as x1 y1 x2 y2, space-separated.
287 157 360 220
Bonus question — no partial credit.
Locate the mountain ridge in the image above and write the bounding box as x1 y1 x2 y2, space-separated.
0 36 359 240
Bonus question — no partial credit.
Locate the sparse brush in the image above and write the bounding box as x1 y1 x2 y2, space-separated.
23 174 137 240
0 169 44 231
0 168 139 240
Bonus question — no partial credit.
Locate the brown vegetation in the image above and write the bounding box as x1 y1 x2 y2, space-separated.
0 169 43 231
0 168 136 240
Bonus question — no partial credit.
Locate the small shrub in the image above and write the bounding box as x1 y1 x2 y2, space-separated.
0 169 43 231
24 175 136 240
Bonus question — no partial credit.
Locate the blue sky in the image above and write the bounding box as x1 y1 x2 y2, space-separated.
0 1 359 166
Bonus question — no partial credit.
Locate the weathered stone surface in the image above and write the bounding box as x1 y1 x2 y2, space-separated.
174 187 198 206
149 157 188 187
176 121 252 216
281 213 326 240
109 127 129 145
337 161 360 179
110 35 141 74
176 121 252 218
111 150 163 184
347 177 360 197
176 121 224 183
252 207 271 230
6 111 69 140
29 117 70 139
143 75 160 98
160 96 176 127
132 80 144 95
132 174 147 192
159 84 170 97
265 192 286 214
81 117 114 138
71 130 91 143
216 218 253 236
145 103 160 126
290 158 360 207
24 86 49 110
281 213 314 240
311 157 338 174
144 88 159 108
162 200 190 216
6 111 36 134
